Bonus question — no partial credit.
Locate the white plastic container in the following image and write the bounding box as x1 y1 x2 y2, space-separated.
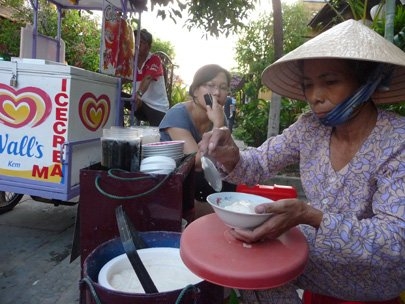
130 126 160 144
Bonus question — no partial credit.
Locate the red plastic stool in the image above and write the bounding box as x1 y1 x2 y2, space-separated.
303 290 401 304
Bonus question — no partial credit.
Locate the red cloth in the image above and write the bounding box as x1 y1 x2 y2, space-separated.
303 290 401 304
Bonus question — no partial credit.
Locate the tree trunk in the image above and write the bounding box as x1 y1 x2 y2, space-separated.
267 0 283 138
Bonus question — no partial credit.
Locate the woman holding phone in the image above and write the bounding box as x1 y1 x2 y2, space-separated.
159 64 236 218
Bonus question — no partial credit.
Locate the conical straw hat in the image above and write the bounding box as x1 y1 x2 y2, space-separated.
262 19 405 104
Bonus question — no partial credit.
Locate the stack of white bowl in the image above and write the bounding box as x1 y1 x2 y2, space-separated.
142 140 185 163
140 156 176 175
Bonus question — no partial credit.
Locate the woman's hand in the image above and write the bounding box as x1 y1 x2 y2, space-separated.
229 199 323 243
198 127 240 173
206 95 226 128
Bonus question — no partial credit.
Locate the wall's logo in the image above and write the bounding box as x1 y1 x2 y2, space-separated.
0 83 52 128
78 92 111 131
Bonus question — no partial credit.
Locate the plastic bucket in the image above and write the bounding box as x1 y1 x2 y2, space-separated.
81 231 224 304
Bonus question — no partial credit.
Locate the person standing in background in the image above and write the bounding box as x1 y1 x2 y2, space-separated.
132 28 169 126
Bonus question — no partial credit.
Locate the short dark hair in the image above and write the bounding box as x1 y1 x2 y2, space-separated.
351 60 377 85
134 28 152 46
189 64 231 96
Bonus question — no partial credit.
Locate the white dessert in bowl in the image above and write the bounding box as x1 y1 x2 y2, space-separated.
207 192 273 229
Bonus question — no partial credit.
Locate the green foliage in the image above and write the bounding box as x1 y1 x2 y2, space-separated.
235 16 275 97
61 10 100 71
2 0 178 73
1 0 101 71
233 99 270 147
332 1 405 111
35 0 58 34
233 1 405 145
279 99 309 132
235 3 311 99
151 38 175 59
150 0 186 27
2 0 261 41
120 0 260 38
170 82 188 105
232 2 311 143
379 103 405 116
183 0 256 37
0 18 23 58
394 26 405 50
233 97 310 146
224 288 240 304
372 4 405 50
346 0 367 20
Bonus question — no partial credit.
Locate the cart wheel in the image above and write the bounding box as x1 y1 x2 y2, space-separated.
0 192 23 214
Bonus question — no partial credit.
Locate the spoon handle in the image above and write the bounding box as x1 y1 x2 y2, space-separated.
116 206 158 293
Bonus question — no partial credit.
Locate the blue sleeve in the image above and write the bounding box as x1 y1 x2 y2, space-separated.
159 103 201 142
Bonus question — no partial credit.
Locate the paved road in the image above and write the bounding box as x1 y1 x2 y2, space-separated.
0 196 80 304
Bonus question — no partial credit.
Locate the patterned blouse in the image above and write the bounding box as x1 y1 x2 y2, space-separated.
225 109 405 301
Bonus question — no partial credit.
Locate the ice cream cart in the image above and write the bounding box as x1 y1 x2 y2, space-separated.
0 0 148 212
0 58 120 201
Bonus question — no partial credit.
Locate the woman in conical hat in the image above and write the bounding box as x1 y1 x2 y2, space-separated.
198 20 405 303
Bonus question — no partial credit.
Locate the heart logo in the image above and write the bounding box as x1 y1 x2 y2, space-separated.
78 92 111 131
0 83 52 128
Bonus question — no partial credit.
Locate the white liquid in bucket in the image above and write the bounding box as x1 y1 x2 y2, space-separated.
98 248 202 293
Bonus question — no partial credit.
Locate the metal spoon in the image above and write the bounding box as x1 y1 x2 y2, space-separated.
201 155 222 192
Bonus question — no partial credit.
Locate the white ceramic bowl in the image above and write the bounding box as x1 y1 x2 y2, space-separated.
140 163 176 172
206 192 273 230
140 156 176 175
140 168 174 175
98 248 202 293
140 156 176 167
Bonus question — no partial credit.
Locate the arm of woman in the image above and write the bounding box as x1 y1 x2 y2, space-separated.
233 146 405 298
166 127 202 169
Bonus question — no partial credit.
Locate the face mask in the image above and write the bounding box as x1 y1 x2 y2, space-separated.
319 64 392 127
